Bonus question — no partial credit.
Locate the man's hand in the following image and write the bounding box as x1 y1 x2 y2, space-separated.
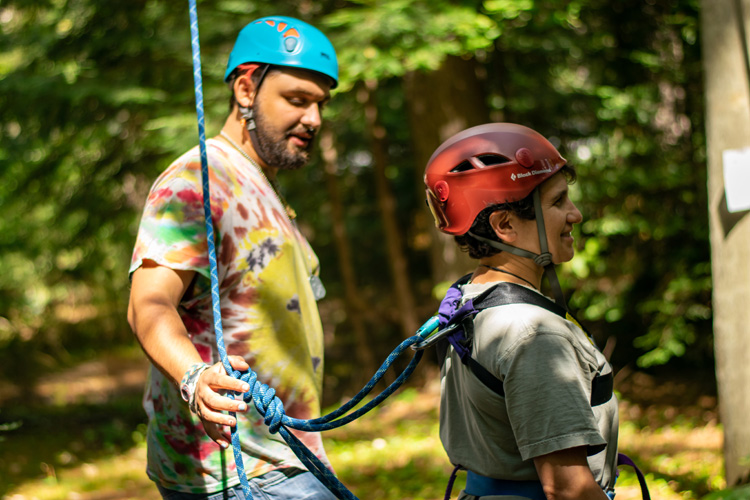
193 355 251 448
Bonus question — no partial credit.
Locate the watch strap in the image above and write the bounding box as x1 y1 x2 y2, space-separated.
180 362 209 414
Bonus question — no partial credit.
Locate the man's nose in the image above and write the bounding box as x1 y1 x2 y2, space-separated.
301 104 322 130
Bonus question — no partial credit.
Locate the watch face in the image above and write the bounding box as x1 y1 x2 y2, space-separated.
180 383 191 402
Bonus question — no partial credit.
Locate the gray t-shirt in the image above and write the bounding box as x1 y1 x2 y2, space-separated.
439 282 619 493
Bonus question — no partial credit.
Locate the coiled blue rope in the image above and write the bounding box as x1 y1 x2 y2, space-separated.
187 4 436 499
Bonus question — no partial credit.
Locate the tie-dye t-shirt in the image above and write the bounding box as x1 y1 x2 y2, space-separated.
129 139 330 493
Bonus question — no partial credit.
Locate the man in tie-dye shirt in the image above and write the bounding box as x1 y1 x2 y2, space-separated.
127 16 340 499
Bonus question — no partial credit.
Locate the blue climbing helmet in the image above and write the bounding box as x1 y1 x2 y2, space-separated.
224 16 339 88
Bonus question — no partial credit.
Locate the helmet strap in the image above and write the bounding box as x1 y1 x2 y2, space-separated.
238 105 268 166
467 188 568 309
468 231 540 262
531 188 568 308
237 65 273 166
251 64 271 95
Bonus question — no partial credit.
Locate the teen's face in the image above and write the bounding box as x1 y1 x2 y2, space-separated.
253 68 332 170
513 172 583 264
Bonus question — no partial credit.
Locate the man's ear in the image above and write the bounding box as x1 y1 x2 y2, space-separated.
233 73 256 108
489 210 518 243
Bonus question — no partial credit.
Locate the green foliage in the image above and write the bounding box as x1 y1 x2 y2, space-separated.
1 0 186 370
0 390 148 496
634 263 712 367
0 0 712 383
324 0 503 88
619 418 724 498
705 486 750 500
0 0 264 375
483 0 710 367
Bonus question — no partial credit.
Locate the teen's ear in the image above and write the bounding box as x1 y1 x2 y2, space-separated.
233 73 256 108
489 210 518 244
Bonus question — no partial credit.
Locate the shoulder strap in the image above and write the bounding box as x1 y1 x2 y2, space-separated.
473 282 568 318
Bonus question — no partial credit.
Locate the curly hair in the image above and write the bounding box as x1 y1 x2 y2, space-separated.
454 165 577 259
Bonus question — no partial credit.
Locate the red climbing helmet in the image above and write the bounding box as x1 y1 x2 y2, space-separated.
424 123 567 235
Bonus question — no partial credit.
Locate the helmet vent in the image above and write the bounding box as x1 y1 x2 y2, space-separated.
476 154 510 166
284 37 298 52
450 161 475 173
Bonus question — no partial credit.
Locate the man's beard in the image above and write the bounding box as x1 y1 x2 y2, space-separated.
253 101 314 171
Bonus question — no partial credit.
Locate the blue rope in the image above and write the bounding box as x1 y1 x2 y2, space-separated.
187 3 433 499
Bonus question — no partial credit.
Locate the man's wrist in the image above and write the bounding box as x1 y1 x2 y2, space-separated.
180 362 210 414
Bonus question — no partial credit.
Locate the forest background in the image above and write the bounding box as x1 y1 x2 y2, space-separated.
0 0 735 498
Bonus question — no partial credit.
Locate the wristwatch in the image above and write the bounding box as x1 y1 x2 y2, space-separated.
180 362 209 414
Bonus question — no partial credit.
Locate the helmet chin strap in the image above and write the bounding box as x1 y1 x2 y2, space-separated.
238 65 272 167
238 104 271 167
468 188 568 309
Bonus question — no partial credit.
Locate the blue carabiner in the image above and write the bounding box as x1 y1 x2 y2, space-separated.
411 317 458 351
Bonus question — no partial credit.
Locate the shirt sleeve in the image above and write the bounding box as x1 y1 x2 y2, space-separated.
502 329 606 461
129 171 212 279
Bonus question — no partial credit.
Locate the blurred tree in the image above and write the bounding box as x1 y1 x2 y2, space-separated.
702 0 750 486
0 0 269 377
0 0 713 398
0 0 189 379
319 0 504 338
319 128 378 380
404 56 490 286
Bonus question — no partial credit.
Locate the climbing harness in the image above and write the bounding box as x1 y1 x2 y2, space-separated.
430 274 613 403
431 274 651 500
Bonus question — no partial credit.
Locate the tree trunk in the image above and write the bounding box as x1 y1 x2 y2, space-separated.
361 80 420 337
404 55 491 285
702 0 750 486
319 129 378 380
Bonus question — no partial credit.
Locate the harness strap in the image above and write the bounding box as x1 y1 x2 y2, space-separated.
618 453 652 500
477 281 566 313
465 471 546 500
444 464 464 500
443 454 651 500
591 371 614 406
465 356 506 397
467 357 612 406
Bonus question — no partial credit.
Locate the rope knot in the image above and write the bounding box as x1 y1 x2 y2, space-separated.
239 370 287 434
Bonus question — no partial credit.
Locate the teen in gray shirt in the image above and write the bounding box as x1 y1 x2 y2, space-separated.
425 123 617 500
